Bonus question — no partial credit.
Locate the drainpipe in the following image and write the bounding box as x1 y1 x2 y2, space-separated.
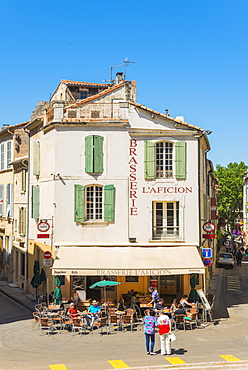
24 127 30 292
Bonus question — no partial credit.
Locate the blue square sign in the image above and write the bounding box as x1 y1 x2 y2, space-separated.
202 248 212 258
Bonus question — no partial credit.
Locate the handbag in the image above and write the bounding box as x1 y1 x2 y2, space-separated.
168 332 176 342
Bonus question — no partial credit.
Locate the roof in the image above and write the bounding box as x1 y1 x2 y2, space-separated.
0 121 29 135
61 79 112 88
130 102 204 132
65 82 126 110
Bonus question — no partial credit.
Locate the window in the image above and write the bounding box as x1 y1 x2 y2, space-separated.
7 141 11 169
80 91 87 99
6 184 12 217
19 207 26 235
156 141 173 179
144 140 186 180
0 184 3 216
33 141 40 176
74 184 115 223
0 143 4 170
21 169 26 192
86 185 103 220
85 135 103 174
31 185 39 219
152 201 179 240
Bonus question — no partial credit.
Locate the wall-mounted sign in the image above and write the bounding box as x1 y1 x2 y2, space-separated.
203 258 212 267
202 248 212 258
202 234 215 239
37 221 50 232
43 259 52 267
44 251 52 259
203 222 215 233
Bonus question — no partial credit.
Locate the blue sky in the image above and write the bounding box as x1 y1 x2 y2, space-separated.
0 0 247 168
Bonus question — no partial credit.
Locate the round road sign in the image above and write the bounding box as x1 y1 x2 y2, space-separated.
203 222 215 233
44 251 52 259
38 221 50 232
203 258 212 267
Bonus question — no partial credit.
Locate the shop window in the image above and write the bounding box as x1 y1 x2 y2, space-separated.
152 201 179 240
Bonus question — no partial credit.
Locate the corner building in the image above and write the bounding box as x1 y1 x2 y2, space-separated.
26 77 213 303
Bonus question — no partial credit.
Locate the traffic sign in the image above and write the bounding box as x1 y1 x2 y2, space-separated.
44 251 52 259
203 222 215 233
202 248 212 258
38 234 50 239
43 259 52 267
37 221 50 232
203 258 212 267
202 234 215 239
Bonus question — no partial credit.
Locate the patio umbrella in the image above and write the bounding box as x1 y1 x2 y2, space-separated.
189 274 199 303
53 275 62 305
89 280 121 313
30 260 41 301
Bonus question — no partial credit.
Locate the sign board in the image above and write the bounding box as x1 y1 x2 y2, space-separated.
43 259 53 267
203 222 215 233
197 289 211 310
202 248 212 258
44 251 52 259
37 234 50 239
203 258 212 267
37 221 50 232
202 234 215 239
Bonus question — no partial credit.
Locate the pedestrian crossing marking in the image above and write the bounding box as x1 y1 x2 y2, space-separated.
108 360 129 368
50 365 68 370
165 357 186 365
219 355 241 362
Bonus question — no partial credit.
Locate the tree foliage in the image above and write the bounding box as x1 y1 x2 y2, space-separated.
214 162 247 229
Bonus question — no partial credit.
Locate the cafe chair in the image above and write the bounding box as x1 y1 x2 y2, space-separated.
108 308 116 316
185 312 199 329
108 314 121 333
38 317 53 336
94 317 109 335
121 313 133 332
33 312 40 329
173 314 186 331
61 316 73 331
71 317 86 336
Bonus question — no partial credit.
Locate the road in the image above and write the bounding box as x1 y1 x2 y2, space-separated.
1 262 248 370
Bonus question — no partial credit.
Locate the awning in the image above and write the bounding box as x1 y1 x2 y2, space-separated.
52 246 205 276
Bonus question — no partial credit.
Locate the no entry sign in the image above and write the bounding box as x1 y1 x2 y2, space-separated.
44 251 52 259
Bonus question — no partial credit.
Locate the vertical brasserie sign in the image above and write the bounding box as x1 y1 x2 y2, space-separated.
129 139 138 215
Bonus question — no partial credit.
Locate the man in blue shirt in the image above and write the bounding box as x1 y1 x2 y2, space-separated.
86 300 101 328
148 287 160 308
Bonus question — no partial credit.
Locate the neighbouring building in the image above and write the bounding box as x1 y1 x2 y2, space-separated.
24 76 216 303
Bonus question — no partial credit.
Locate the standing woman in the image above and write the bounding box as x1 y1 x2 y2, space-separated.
143 309 157 355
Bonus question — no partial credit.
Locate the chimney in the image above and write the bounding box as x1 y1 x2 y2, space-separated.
2 123 9 130
116 72 124 84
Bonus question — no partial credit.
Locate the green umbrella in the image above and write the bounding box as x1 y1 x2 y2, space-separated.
189 274 199 303
90 280 121 313
53 275 62 305
40 268 46 283
31 260 41 288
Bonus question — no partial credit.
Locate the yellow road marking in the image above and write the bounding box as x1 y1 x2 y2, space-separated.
219 355 241 362
50 365 68 370
108 360 129 369
165 357 186 364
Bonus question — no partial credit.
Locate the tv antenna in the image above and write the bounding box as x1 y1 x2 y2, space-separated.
123 57 135 80
110 64 123 83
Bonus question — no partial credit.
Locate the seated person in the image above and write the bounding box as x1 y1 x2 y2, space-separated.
155 298 166 312
127 289 135 302
180 295 192 309
170 299 178 313
86 300 101 328
173 304 186 316
67 302 80 317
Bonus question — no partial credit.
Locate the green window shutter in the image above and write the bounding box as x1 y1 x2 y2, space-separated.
32 185 39 219
104 184 115 222
74 184 85 222
175 141 186 180
144 141 155 180
21 169 26 192
93 135 103 173
33 142 40 176
85 136 94 173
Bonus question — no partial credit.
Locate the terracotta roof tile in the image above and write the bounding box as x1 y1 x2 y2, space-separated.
61 79 111 88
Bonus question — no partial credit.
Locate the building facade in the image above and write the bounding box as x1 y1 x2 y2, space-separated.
23 77 215 302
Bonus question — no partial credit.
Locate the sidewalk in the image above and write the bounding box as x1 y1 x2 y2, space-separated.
0 278 36 313
208 266 225 317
